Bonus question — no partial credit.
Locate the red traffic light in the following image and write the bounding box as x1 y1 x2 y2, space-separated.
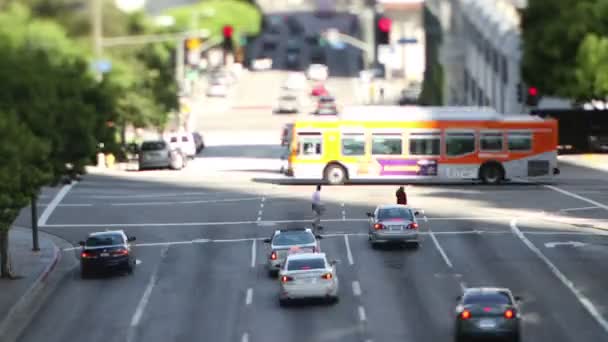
528 86 538 97
378 17 392 33
222 25 234 39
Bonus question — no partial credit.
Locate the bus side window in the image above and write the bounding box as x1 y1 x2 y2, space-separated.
298 133 322 156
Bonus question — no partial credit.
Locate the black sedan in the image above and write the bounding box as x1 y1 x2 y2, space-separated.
454 287 522 342
79 230 136 277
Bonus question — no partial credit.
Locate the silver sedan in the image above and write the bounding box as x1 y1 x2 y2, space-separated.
264 228 321 277
366 204 421 248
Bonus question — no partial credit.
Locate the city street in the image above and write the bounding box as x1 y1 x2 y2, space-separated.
12 3 608 342
16 147 608 342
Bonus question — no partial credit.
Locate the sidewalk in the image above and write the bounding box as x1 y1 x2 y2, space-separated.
0 227 77 342
559 154 608 172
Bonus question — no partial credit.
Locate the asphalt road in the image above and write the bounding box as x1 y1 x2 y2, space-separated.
15 5 608 342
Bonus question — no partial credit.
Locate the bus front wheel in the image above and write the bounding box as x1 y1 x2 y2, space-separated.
324 164 347 185
479 163 504 185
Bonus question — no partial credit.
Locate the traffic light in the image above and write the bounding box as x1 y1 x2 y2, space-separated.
222 25 234 52
376 16 391 45
526 86 540 106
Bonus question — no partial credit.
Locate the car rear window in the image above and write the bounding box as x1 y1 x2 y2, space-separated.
378 208 413 221
86 234 124 246
141 141 166 151
181 136 189 142
464 292 512 305
287 258 326 271
273 231 315 246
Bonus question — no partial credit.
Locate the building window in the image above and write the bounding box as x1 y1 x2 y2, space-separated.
298 133 322 156
480 132 503 151
409 132 440 156
508 132 532 151
341 134 365 156
446 132 476 156
372 134 402 155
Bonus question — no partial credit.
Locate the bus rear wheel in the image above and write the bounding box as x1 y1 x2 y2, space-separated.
324 164 347 185
480 163 504 184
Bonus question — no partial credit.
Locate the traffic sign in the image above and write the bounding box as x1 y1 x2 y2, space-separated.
93 59 112 73
397 37 418 44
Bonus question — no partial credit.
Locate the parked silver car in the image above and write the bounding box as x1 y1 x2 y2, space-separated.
138 140 185 170
366 204 420 248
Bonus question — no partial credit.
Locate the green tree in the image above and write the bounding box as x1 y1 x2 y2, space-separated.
0 111 51 278
521 0 608 98
574 33 608 102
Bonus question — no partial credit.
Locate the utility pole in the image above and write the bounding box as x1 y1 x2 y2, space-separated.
31 196 39 252
92 0 103 79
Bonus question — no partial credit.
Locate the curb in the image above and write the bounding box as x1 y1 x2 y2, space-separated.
0 229 78 342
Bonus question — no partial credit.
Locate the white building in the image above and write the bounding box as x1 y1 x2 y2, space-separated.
427 0 527 114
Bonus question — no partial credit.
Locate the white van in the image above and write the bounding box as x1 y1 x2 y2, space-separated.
166 132 197 159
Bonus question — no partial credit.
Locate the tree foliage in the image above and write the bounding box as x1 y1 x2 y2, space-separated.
574 33 608 101
522 0 608 100
0 110 51 277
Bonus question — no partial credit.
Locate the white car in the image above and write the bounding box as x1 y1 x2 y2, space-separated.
206 83 228 97
252 58 273 71
274 94 301 113
279 252 339 305
283 72 307 91
307 64 328 81
166 132 197 159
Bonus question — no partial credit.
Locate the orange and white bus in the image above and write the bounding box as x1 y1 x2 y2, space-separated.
285 106 559 184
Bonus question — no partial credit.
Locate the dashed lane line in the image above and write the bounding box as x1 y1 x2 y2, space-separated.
511 218 608 334
352 281 362 296
341 203 346 221
251 240 256 268
245 288 253 306
559 206 601 212
344 235 354 265
241 333 249 342
126 246 168 342
358 306 367 322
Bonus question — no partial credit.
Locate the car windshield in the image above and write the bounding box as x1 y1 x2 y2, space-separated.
287 258 326 271
141 141 166 151
464 292 512 305
378 208 413 221
273 231 315 246
86 234 124 247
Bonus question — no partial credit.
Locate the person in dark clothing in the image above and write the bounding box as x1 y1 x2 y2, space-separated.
396 186 407 205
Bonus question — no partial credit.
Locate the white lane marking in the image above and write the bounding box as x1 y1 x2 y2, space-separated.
251 239 256 268
459 282 467 292
257 197 265 222
88 191 226 199
42 216 514 228
341 203 346 221
424 215 428 223
344 235 354 265
241 333 249 342
136 259 142 265
38 182 76 226
545 185 608 211
429 231 453 269
245 288 253 305
358 306 367 321
559 206 600 212
352 281 361 296
127 246 168 342
112 197 261 206
511 218 608 333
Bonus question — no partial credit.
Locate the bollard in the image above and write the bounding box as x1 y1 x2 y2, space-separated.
97 152 106 168
105 153 115 168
